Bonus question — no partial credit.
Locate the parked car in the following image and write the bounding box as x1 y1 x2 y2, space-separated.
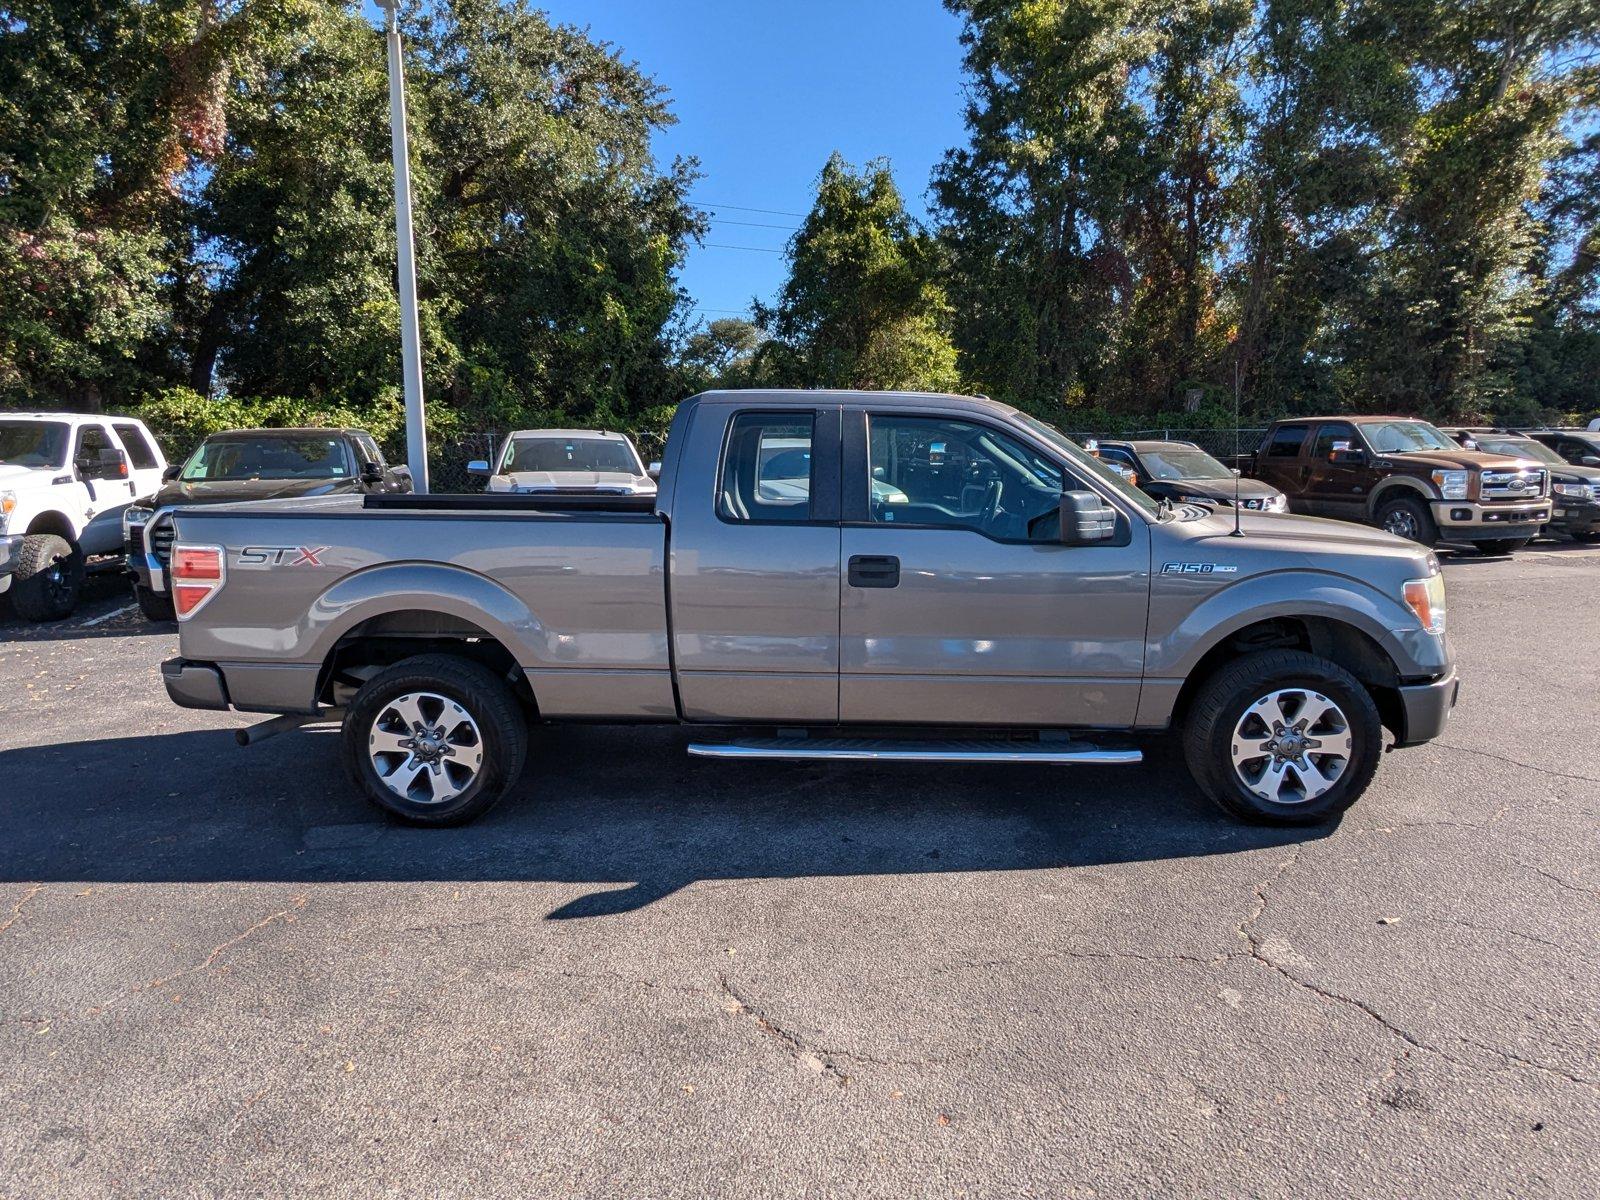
1097 440 1289 512
161 389 1456 829
1524 428 1600 470
124 427 409 620
1441 428 1600 543
1240 415 1550 553
468 429 656 496
0 412 167 620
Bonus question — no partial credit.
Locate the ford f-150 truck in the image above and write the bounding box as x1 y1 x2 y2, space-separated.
160 390 1457 828
1239 416 1550 552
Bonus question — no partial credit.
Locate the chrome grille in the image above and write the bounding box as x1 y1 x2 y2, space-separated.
148 515 175 569
1480 468 1547 503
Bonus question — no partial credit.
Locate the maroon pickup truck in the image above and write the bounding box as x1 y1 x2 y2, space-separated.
1242 416 1551 552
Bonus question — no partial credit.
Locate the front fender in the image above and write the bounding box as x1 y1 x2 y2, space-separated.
1366 477 1433 521
306 561 545 669
1148 567 1442 682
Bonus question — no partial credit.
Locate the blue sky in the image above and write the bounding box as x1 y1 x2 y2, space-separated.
367 1 969 325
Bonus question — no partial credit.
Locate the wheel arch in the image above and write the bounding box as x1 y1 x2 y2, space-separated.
1366 477 1433 521
22 509 78 542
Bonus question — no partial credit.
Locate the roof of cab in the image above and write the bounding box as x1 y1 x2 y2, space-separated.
686 388 1009 414
503 428 633 441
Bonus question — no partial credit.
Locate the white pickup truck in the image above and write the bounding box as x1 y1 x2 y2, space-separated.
0 412 167 620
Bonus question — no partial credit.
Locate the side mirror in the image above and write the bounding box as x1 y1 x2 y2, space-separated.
162 464 182 482
1059 490 1117 545
1583 456 1600 467
359 460 384 485
647 461 662 482
466 459 491 477
1329 447 1366 465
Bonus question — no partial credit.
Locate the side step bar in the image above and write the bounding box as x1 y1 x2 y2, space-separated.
687 737 1142 765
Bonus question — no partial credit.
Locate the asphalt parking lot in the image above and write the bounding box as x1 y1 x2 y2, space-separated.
2 547 1597 1198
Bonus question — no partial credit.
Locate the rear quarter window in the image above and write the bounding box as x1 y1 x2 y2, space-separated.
1266 425 1309 458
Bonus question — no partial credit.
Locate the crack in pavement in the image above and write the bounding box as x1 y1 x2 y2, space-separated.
1524 865 1598 900
717 974 851 1086
88 895 308 1015
0 884 43 936
1239 848 1600 1095
1431 741 1600 787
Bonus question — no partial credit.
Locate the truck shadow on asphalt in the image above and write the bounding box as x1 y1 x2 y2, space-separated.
0 724 1330 919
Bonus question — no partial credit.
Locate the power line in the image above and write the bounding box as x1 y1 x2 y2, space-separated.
702 243 786 254
712 217 799 231
696 200 808 218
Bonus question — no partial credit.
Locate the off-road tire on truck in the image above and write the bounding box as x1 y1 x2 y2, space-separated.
1182 650 1383 826
1376 495 1439 548
343 654 528 827
8 533 85 622
134 584 176 622
1475 537 1531 556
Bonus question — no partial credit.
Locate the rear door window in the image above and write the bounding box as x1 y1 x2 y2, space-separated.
112 423 160 470
1266 425 1310 458
719 412 817 523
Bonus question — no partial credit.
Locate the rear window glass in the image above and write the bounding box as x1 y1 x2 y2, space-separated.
719 412 815 522
1266 426 1309 458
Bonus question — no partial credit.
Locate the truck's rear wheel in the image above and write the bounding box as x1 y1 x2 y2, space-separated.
1182 650 1382 825
1377 496 1439 547
9 533 85 621
134 583 176 621
343 654 528 826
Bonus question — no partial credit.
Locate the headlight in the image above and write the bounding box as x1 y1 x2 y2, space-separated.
1431 470 1470 501
122 506 152 537
1552 482 1594 500
1264 494 1289 512
0 490 15 534
1403 573 1447 636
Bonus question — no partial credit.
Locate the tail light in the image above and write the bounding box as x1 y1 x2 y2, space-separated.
172 544 226 619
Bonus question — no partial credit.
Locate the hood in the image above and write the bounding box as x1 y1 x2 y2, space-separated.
490 470 655 494
154 476 358 507
1183 506 1427 561
1157 476 1281 502
0 462 61 488
1370 448 1541 472
1549 462 1600 487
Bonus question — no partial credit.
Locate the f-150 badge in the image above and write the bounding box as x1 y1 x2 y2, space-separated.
1160 562 1238 575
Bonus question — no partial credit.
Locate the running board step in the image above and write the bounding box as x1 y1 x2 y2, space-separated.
687 738 1142 765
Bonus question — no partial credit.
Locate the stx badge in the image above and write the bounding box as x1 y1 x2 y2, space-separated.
238 546 330 567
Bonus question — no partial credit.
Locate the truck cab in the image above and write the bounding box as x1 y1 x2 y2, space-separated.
0 412 167 620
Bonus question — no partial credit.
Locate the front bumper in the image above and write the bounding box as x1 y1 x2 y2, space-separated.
1429 499 1550 540
1549 497 1600 534
162 658 230 710
124 512 168 593
1392 668 1459 747
0 533 20 578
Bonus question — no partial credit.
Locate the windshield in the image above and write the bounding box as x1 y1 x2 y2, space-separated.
502 437 641 475
1363 421 1456 454
182 436 350 482
1013 414 1160 515
1472 436 1563 466
0 420 69 469
1135 446 1231 481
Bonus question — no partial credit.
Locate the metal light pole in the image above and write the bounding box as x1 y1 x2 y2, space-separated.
377 0 429 492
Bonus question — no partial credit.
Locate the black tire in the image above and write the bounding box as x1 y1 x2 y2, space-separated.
342 653 528 826
134 583 176 622
8 533 85 621
1182 650 1383 826
1572 530 1600 544
1376 495 1439 547
1474 537 1530 556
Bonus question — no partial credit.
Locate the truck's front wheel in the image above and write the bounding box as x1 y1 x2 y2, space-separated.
1377 496 1439 547
343 654 528 826
9 533 85 621
1182 650 1382 825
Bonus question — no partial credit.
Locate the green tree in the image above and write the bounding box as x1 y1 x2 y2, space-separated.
758 153 959 393
674 317 764 394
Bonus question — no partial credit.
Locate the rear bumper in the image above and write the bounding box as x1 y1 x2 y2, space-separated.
1392 668 1459 748
1430 500 1550 539
162 658 231 710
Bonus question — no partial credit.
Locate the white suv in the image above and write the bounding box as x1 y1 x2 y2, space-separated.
0 413 167 620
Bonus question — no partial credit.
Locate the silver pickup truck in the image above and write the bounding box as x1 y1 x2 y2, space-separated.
161 390 1457 827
